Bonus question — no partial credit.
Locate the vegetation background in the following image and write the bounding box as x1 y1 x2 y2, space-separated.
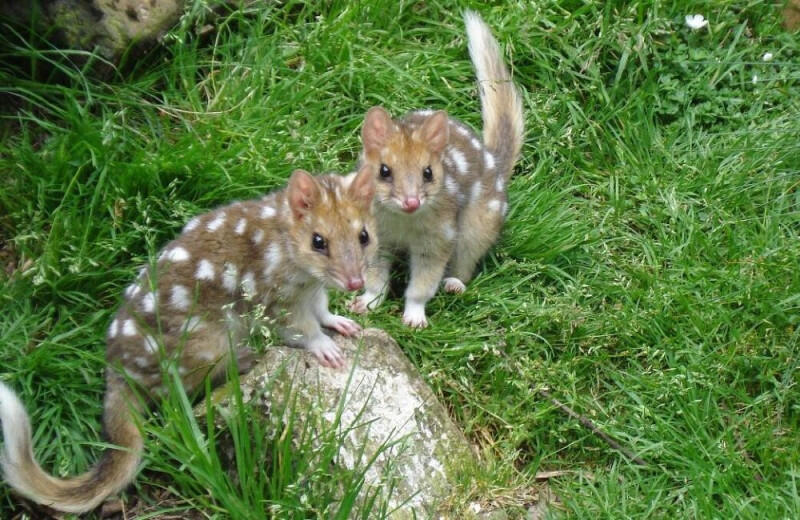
1 0 798 517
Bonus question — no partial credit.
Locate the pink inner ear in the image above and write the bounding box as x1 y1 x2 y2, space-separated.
288 170 318 218
349 166 375 205
363 107 392 154
421 112 449 154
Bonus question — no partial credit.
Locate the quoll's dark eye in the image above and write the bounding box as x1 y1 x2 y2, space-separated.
379 163 392 179
422 165 433 182
311 232 327 252
359 227 370 246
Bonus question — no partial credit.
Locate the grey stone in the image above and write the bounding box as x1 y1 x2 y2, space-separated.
477 509 510 520
2 0 186 60
203 328 476 518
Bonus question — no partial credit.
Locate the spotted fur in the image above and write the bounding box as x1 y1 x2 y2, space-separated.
0 167 377 513
350 11 524 328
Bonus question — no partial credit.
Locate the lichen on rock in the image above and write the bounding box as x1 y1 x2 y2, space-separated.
202 328 476 518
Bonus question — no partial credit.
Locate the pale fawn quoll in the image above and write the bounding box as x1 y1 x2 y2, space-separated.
350 11 524 328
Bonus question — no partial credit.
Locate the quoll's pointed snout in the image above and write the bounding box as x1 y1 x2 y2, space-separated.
402 197 420 213
346 277 365 291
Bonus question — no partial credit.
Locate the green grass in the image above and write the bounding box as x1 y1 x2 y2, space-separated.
1 0 799 517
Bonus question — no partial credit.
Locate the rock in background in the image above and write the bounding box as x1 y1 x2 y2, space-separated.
785 0 800 31
1 0 186 60
204 328 476 518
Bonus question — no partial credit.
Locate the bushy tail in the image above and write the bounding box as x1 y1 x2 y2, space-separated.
465 10 524 182
0 381 143 513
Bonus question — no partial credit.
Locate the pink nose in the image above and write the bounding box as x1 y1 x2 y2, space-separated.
346 277 364 291
402 197 420 213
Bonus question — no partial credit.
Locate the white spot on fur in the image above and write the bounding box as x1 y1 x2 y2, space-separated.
134 356 150 368
165 247 190 262
484 150 496 170
470 181 483 203
454 124 471 138
195 259 215 281
235 218 247 235
502 201 509 216
443 155 455 170
141 291 157 313
260 205 276 219
207 214 226 232
415 109 434 116
342 171 357 188
222 262 239 294
447 148 469 175
124 284 140 299
183 316 205 333
108 319 119 338
445 175 459 195
442 222 456 241
495 176 505 193
488 198 502 213
143 335 159 353
263 243 282 277
170 285 190 311
470 137 481 150
252 229 264 244
197 350 217 361
122 319 137 336
241 271 256 299
183 217 200 233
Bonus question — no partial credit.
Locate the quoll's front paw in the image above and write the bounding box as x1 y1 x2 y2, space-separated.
322 314 362 337
348 292 381 314
402 302 429 329
442 277 466 294
306 335 345 369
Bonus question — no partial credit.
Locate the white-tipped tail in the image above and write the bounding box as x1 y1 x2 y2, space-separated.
0 381 143 513
465 10 524 181
0 382 34 474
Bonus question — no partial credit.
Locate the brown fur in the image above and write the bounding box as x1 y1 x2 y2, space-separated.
0 167 377 513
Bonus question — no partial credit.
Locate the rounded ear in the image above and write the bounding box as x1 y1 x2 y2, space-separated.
347 164 376 209
417 110 449 155
362 106 395 156
287 169 320 220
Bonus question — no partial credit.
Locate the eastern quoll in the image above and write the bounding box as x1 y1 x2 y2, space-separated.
0 166 376 513
350 11 525 328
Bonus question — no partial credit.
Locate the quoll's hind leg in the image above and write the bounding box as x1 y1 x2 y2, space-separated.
177 320 242 391
444 199 505 294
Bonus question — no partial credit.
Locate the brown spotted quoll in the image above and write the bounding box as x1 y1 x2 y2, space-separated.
0 166 376 513
350 11 524 327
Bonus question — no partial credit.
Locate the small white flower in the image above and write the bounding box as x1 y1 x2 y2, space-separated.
752 74 758 84
685 14 708 30
762 52 773 62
